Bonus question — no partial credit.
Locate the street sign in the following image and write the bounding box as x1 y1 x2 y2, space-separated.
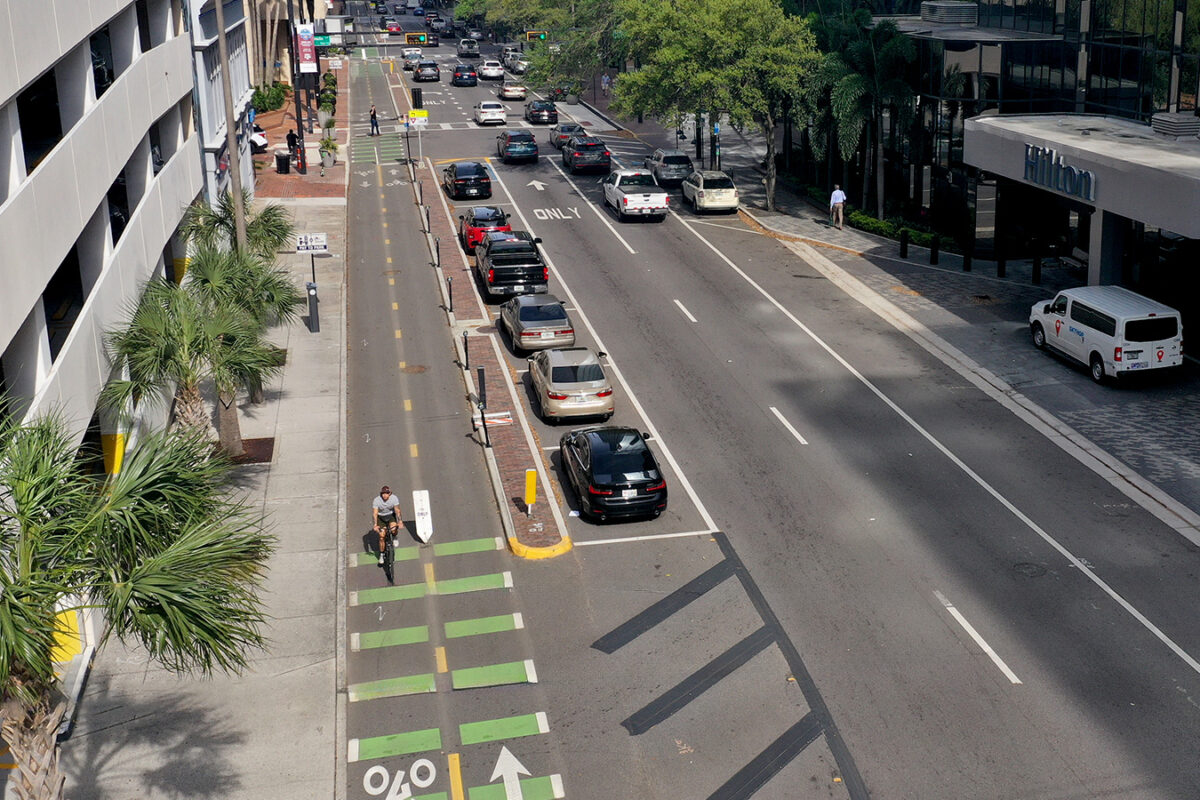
409 108 429 128
329 58 343 70
296 233 328 253
314 34 331 46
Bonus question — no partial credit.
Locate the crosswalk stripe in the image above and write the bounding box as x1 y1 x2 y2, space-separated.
450 658 537 690
444 613 523 639
458 711 550 745
348 672 436 702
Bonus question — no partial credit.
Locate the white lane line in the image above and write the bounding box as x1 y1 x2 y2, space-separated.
489 167 718 533
934 590 1022 684
575 529 716 546
673 299 697 323
690 219 763 234
673 210 1200 678
543 158 637 255
768 406 808 445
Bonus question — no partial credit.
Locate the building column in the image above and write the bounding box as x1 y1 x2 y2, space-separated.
77 203 113 293
1088 210 1128 285
1 301 52 416
111 6 139 74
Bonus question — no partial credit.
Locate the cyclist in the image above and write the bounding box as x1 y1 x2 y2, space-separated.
372 486 403 564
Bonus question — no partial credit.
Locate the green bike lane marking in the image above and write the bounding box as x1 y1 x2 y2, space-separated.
348 672 436 702
351 624 430 651
349 571 511 606
348 712 551 762
467 775 564 800
350 537 502 568
445 612 523 639
451 659 537 690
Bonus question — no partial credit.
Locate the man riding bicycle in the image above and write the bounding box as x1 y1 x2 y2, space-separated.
372 486 403 564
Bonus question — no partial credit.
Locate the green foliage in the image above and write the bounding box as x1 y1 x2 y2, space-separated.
319 136 339 154
322 71 337 89
252 83 289 113
180 189 296 261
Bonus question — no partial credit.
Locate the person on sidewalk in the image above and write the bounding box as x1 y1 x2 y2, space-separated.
829 184 847 230
600 73 610 97
372 486 403 564
369 104 380 136
286 129 298 161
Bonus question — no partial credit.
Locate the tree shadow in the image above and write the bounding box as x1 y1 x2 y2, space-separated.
61 671 246 799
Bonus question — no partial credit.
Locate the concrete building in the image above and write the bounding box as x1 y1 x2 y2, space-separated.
0 0 203 455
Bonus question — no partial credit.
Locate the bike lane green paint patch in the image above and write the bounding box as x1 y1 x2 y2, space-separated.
444 613 523 639
348 673 436 702
467 775 564 800
355 546 418 567
348 727 442 762
352 625 430 651
433 537 504 556
459 712 550 745
351 581 426 606
451 659 537 690
434 572 512 596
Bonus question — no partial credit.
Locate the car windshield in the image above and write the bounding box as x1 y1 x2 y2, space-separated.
663 155 692 165
621 174 655 187
551 364 605 383
518 304 567 322
590 433 657 482
705 176 735 188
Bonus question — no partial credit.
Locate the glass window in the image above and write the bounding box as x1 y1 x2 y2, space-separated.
17 71 63 172
551 364 605 383
91 27 115 97
519 303 567 322
1125 317 1178 341
1070 302 1117 335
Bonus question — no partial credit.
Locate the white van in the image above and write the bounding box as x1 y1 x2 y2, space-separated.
1029 285 1183 383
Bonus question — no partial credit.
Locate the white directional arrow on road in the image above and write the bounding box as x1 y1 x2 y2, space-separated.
490 746 530 799
527 180 547 191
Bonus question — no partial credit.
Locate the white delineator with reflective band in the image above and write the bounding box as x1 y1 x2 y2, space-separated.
412 489 432 543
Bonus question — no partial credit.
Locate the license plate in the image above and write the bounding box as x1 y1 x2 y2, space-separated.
512 285 524 291
540 331 554 338
466 188 478 194
1126 351 1139 360
622 489 638 499
1128 361 1147 369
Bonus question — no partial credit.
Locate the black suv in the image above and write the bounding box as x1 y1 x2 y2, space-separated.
562 136 611 173
442 161 492 199
524 100 558 124
451 63 478 86
414 60 440 81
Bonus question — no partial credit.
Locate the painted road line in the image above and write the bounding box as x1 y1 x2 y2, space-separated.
574 529 715 547
769 406 809 445
352 625 430 651
465 774 564 800
354 546 419 567
444 612 524 639
934 590 1022 684
435 646 448 673
448 753 465 800
459 711 550 745
673 299 698 323
410 443 419 458
348 672 436 702
350 581 427 606
432 536 505 556
348 727 442 763
451 659 538 690
425 562 437 592
434 571 513 596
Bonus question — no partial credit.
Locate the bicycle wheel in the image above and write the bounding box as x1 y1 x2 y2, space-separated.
382 535 395 584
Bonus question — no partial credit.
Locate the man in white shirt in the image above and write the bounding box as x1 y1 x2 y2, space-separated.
372 486 403 564
829 185 847 230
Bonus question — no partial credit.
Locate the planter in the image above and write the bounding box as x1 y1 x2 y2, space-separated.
566 93 580 105
320 149 336 168
318 109 331 128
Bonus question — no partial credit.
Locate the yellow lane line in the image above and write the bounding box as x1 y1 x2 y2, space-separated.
435 645 448 673
410 443 419 458
447 753 465 800
404 398 412 411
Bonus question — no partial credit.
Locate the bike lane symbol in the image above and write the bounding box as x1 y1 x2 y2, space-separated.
362 758 436 799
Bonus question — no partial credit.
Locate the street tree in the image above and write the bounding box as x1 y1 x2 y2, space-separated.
0 414 273 800
101 277 284 456
614 0 818 210
180 188 294 260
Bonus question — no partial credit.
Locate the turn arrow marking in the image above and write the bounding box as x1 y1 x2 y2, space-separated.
490 746 530 799
527 180 547 191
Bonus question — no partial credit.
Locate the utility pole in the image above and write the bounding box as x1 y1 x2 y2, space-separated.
213 0 248 251
286 0 308 174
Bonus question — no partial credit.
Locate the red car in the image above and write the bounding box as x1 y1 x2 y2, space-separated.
458 206 512 252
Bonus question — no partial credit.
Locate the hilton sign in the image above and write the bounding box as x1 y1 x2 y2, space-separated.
1024 144 1096 202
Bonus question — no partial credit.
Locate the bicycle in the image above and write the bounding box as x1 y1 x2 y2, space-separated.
377 522 397 584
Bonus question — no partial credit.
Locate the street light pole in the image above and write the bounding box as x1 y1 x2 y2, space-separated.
286 0 307 174
213 0 248 250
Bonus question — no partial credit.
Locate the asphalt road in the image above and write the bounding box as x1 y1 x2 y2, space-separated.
342 17 1200 800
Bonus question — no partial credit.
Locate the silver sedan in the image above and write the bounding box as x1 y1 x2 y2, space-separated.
499 295 575 353
528 348 614 421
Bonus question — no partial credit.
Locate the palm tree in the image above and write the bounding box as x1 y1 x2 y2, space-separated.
0 413 273 800
180 188 295 260
101 278 284 456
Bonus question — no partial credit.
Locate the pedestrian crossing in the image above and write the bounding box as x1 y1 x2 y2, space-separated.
348 131 408 164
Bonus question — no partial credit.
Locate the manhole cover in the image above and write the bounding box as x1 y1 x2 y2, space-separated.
1012 562 1047 578
401 364 428 374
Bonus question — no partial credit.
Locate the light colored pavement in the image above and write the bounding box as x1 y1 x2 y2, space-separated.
61 198 347 800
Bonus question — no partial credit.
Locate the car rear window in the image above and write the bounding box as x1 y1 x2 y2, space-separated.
473 207 504 222
621 174 656 187
457 163 484 175
663 156 692 165
591 441 657 482
519 304 567 322
561 125 582 134
551 364 605 383
507 133 535 143
532 102 554 110
576 142 605 151
705 176 735 188
481 103 502 110
1125 317 1178 341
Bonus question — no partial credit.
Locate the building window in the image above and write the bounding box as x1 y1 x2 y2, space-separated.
16 71 63 172
43 249 85 361
91 27 116 98
108 173 130 243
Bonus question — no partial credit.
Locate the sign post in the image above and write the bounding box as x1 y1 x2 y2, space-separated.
410 109 428 164
297 233 328 333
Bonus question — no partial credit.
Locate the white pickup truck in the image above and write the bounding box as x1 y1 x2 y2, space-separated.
601 170 670 222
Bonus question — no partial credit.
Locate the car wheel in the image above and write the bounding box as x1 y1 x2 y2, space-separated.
1090 354 1106 384
617 209 627 222
1031 323 1045 349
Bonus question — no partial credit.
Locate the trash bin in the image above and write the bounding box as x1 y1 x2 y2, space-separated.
275 150 290 174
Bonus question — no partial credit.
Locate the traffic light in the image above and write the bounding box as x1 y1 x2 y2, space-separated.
406 32 427 45
412 88 423 109
526 30 547 41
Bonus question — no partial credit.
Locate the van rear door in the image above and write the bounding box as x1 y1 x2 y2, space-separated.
1119 314 1182 371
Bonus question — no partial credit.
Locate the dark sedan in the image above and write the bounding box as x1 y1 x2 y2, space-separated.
558 427 667 521
442 161 492 200
496 130 539 163
524 100 558 124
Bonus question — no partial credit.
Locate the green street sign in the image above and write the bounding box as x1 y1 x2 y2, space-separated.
315 35 331 46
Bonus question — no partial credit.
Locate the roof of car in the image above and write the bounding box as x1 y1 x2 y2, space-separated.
417 60 437 66
578 427 648 451
655 148 689 157
468 205 504 218
544 348 600 367
568 136 605 145
478 101 504 108
697 170 732 179
610 169 653 177
513 294 563 307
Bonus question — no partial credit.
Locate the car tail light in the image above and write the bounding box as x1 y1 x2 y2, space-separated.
645 480 666 491
596 389 613 398
555 328 573 335
622 196 629 205
588 485 612 496
455 179 465 184
664 195 670 204
1114 347 1123 362
547 391 569 400
697 190 705 199
543 267 549 280
487 268 494 283
604 151 610 156
520 331 539 338
573 152 581 157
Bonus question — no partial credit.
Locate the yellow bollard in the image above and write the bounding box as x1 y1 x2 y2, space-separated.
524 469 537 517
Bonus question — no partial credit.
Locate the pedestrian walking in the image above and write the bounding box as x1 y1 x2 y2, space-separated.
829 184 847 230
369 104 379 136
286 128 299 162
600 73 610 97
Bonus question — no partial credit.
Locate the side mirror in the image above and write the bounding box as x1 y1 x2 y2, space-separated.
1043 304 1051 314
458 215 464 220
533 237 543 244
641 432 653 440
597 351 608 359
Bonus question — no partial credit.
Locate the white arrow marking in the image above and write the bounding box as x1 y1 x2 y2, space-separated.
360 181 373 187
527 180 547 191
490 746 529 799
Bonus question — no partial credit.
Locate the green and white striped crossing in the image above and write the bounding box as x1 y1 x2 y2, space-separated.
459 712 549 745
467 775 564 800
444 613 523 639
348 672 436 702
348 132 407 164
350 537 502 568
451 659 538 690
350 571 511 606
351 624 430 651
348 712 552 763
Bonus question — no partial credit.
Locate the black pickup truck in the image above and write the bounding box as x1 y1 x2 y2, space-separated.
475 232 548 299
